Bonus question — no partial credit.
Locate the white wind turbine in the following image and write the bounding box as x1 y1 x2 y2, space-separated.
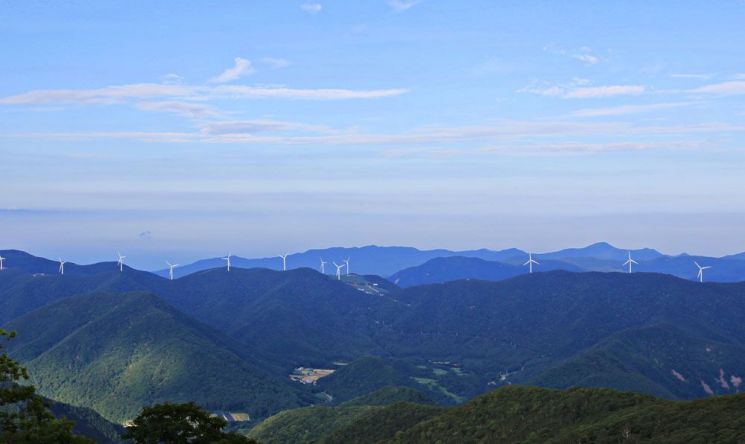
695 261 711 283
523 253 539 274
58 258 66 275
116 251 126 272
222 252 232 272
0 255 5 271
343 258 351 275
166 261 179 281
280 254 288 271
320 258 327 274
333 262 345 280
623 251 638 274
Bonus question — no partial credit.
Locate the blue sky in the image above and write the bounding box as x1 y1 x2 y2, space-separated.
1 1 744 268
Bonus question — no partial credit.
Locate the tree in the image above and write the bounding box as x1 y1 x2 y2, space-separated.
123 402 258 444
0 329 93 443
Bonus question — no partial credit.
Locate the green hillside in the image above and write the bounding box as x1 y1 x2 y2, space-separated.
247 386 436 444
272 386 745 443
5 291 310 423
387 386 745 443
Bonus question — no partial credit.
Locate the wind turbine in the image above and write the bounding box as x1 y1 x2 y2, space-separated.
319 258 327 274
280 254 288 271
116 252 126 272
523 253 539 274
166 261 179 281
58 258 66 275
0 255 5 271
333 262 345 280
343 258 350 275
695 261 711 283
222 252 232 272
623 251 638 274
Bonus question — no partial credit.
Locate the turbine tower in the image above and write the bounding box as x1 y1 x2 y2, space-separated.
280 254 288 271
343 258 350 275
117 252 126 272
222 252 232 272
58 258 66 275
695 261 711 283
623 251 638 274
0 255 5 271
333 262 345 280
166 261 179 281
523 253 539 274
320 258 327 274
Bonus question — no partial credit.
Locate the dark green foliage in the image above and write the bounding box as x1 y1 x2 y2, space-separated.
49 401 126 443
386 385 745 443
247 405 377 444
322 402 445 444
339 386 434 407
5 292 310 423
248 387 436 444
0 329 93 443
318 357 413 403
123 402 257 444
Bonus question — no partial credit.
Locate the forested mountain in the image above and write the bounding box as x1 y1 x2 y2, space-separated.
5 291 310 423
3 259 745 431
250 385 745 443
246 387 441 444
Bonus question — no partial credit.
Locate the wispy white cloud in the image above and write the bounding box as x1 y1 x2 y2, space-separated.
565 85 645 98
137 101 220 118
387 0 422 12
0 83 195 105
544 44 602 65
0 83 409 106
570 102 692 117
259 57 291 69
160 73 184 84
691 80 745 95
209 57 255 83
200 119 331 135
211 85 408 100
301 3 322 13
519 83 645 99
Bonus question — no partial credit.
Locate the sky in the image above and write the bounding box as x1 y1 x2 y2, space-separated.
1 1 745 269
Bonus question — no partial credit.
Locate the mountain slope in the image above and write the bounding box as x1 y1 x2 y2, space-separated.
154 245 528 278
5 291 309 423
246 387 439 444
387 386 745 443
49 401 126 444
389 256 582 287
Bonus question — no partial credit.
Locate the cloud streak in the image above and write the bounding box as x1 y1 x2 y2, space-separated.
210 57 255 83
691 80 745 95
301 3 322 13
387 0 422 12
0 83 409 106
520 84 645 99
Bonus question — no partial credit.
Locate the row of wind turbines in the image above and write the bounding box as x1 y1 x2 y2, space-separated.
523 250 711 283
0 251 712 283
164 253 352 281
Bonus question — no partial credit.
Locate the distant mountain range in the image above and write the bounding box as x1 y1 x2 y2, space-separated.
4 243 745 286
